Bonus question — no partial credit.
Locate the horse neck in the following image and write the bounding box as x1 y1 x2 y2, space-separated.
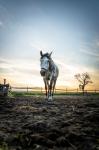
49 59 55 71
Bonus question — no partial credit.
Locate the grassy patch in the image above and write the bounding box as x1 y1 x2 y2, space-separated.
9 91 42 97
9 91 99 97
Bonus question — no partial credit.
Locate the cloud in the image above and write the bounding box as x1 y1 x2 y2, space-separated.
30 42 41 52
0 67 11 73
55 59 84 74
12 67 39 76
0 57 41 86
0 21 3 27
80 39 99 58
80 48 99 57
30 40 52 53
0 57 99 88
0 58 10 64
53 58 96 88
0 57 40 78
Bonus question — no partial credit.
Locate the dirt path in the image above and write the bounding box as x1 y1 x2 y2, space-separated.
0 96 99 150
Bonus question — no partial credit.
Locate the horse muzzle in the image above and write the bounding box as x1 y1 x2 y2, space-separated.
40 69 46 76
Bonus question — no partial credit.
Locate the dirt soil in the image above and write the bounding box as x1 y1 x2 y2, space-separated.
0 95 99 150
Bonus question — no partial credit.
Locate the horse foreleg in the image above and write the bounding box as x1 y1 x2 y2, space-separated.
45 84 47 98
48 80 53 101
47 80 50 98
44 79 48 99
52 79 56 97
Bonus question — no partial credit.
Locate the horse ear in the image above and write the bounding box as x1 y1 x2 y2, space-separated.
40 51 43 56
49 51 52 57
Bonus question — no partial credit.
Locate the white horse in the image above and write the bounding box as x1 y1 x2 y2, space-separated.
40 51 59 100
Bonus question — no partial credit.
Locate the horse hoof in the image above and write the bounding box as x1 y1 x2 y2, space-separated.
48 96 53 101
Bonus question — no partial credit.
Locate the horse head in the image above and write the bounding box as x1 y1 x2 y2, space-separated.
40 51 52 76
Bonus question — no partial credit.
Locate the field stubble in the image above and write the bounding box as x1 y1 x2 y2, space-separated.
0 95 99 150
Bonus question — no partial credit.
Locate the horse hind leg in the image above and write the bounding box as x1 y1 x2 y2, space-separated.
45 85 48 100
52 79 56 97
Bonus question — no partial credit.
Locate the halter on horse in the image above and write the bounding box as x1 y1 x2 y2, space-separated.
40 51 59 100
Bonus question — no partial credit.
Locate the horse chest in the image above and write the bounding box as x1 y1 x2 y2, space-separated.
45 71 51 80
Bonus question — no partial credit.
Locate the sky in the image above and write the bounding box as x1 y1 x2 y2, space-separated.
0 0 99 89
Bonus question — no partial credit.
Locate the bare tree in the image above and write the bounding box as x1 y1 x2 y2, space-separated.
74 72 93 95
